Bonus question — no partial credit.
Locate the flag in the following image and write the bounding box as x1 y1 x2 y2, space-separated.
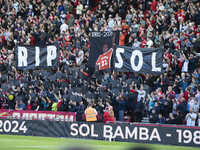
96 48 113 70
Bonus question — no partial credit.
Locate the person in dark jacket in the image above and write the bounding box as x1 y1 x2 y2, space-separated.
162 101 171 118
146 75 155 94
157 113 165 124
188 54 196 74
8 93 15 110
95 100 104 113
111 95 119 121
161 72 169 93
166 112 175 124
126 89 137 122
69 101 77 112
177 97 187 117
135 97 144 122
167 96 173 112
77 101 85 112
149 109 157 123
174 111 184 124
154 102 161 114
117 94 126 122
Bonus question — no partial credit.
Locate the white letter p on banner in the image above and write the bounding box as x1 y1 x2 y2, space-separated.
47 46 57 66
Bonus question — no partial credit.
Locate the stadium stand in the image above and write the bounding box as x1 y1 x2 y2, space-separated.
0 0 200 126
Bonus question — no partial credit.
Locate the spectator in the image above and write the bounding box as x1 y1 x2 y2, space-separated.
162 101 171 118
135 97 145 122
190 99 199 114
147 93 156 115
67 14 75 28
60 20 69 34
174 111 184 125
195 88 200 106
132 39 140 48
146 37 153 48
76 2 83 20
137 85 146 102
161 72 169 93
117 93 126 122
198 113 200 127
77 101 85 113
149 109 157 123
120 31 125 46
103 107 115 124
126 89 137 122
166 112 175 124
185 108 197 126
8 93 15 110
154 101 161 114
31 97 40 111
177 97 187 117
157 113 165 124
15 99 26 110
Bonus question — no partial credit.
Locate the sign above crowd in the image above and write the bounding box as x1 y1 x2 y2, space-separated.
88 31 119 74
15 44 59 70
89 31 163 75
113 46 164 75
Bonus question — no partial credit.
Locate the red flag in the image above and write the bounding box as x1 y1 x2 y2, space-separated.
96 48 113 70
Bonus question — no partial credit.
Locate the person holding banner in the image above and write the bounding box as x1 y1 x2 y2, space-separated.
120 31 125 46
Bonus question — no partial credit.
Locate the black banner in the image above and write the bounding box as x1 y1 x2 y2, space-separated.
88 31 119 71
15 44 59 70
0 119 200 147
114 46 163 75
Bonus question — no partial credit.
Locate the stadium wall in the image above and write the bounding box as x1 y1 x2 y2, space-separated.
0 119 200 147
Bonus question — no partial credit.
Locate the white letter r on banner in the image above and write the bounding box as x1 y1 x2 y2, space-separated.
18 47 28 67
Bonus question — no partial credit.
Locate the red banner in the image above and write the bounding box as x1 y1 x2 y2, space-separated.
0 109 76 122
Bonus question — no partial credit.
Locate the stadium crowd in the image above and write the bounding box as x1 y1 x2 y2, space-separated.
0 0 200 126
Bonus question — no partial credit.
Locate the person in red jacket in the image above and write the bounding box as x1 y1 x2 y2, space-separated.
103 103 116 124
120 31 125 46
150 0 157 13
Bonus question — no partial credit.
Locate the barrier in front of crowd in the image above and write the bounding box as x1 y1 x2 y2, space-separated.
0 118 200 147
0 109 105 122
0 109 76 122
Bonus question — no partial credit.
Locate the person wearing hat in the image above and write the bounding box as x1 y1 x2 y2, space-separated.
8 92 15 110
